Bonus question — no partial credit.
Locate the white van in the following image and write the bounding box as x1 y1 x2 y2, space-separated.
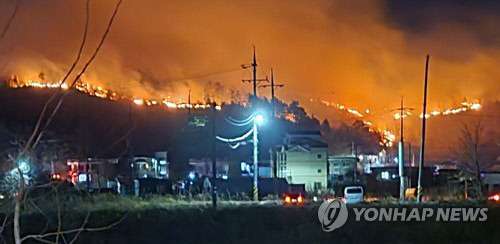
344 186 364 204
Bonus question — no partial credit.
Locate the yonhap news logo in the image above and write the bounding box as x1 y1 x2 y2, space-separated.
317 199 348 232
317 200 488 232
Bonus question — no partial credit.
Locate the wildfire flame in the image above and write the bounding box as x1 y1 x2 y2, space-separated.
6 78 221 110
314 98 481 148
313 99 396 147
319 100 365 118
416 101 480 119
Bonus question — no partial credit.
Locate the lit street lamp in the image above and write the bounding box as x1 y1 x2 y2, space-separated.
254 113 264 125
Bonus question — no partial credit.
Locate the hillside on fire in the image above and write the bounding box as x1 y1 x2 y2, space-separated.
0 85 390 179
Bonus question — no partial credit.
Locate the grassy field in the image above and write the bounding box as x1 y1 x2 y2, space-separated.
1 195 499 243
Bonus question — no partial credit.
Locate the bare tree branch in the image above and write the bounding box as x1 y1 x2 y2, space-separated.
27 200 51 235
33 237 53 244
454 120 489 195
0 0 19 39
0 213 10 244
54 185 62 244
19 0 91 159
21 214 128 242
31 0 124 151
14 167 25 244
68 212 91 244
8 1 124 243
96 125 135 158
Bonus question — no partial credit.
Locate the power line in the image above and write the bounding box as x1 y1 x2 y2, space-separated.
121 68 243 89
216 127 254 143
164 67 242 83
224 116 254 127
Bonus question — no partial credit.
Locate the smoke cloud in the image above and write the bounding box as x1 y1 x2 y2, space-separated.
1 0 499 116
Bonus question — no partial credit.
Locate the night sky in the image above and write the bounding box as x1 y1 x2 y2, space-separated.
0 0 499 122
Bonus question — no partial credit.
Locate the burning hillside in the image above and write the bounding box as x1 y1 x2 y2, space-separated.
6 77 221 110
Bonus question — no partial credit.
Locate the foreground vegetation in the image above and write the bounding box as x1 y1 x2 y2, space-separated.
0 194 499 243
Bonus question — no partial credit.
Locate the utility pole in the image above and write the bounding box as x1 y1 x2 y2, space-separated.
211 102 217 209
392 96 414 201
127 102 135 195
417 55 430 202
253 115 259 201
259 68 284 117
259 68 284 178
252 46 256 96
242 46 268 98
408 142 412 188
353 143 358 184
188 89 192 116
84 111 90 192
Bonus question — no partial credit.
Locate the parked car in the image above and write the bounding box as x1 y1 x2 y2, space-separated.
344 186 364 204
283 193 305 205
488 193 500 203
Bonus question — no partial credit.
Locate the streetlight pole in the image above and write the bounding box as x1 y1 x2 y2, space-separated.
392 96 413 201
253 115 259 201
398 96 405 201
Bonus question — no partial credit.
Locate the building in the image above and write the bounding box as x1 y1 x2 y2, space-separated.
189 158 230 179
50 158 119 190
276 131 328 192
482 172 500 194
133 151 169 179
328 156 360 186
329 156 357 177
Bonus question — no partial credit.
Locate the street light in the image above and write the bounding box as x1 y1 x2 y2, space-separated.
254 113 264 125
188 171 195 181
19 161 30 174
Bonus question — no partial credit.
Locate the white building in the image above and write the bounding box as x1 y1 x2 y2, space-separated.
133 151 169 179
188 158 230 178
276 131 328 192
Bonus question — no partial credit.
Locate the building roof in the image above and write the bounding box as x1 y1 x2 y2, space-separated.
282 130 327 149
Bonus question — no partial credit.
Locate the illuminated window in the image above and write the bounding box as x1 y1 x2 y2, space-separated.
314 182 322 190
381 171 390 180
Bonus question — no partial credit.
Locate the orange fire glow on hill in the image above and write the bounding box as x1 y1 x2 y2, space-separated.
313 97 482 148
6 79 221 110
5 78 485 150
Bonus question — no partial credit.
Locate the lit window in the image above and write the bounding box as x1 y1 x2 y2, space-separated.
381 171 390 180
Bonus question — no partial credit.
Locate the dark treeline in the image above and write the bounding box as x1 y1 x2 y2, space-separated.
0 86 384 179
